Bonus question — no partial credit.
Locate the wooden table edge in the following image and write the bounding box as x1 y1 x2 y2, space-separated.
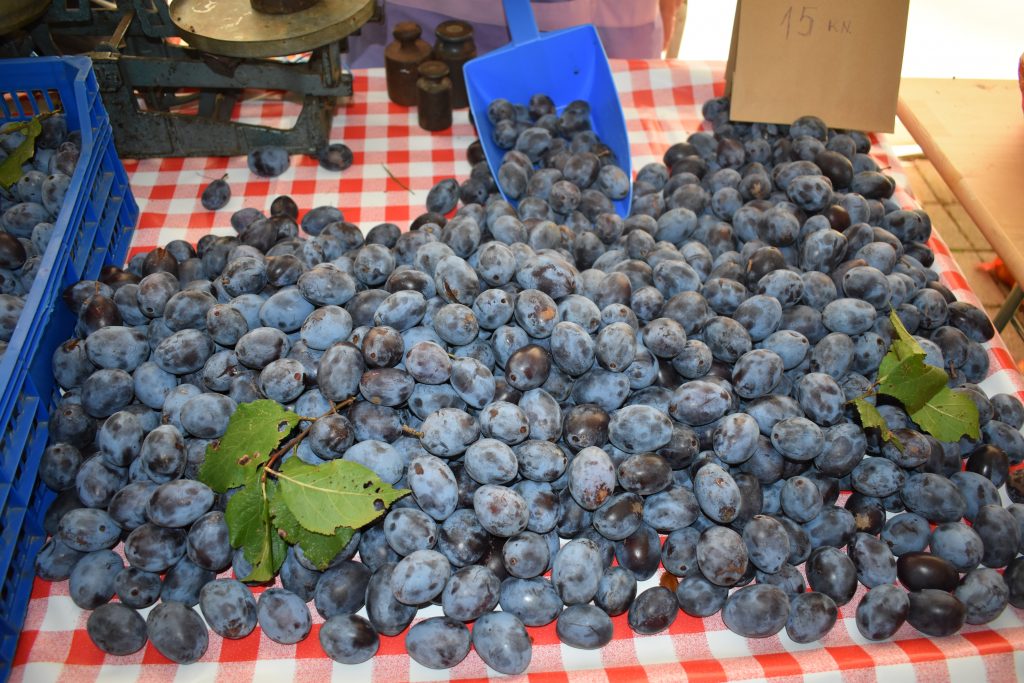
896 86 1024 289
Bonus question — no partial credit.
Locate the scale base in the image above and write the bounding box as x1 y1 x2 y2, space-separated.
23 0 378 158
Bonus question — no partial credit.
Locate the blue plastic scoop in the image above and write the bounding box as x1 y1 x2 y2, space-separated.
463 0 632 217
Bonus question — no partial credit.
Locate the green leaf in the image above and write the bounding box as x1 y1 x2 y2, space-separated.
0 117 43 190
857 309 980 446
224 480 286 582
268 492 355 571
878 308 926 378
852 397 903 451
910 386 981 442
198 400 300 493
878 354 950 414
888 307 925 353
876 350 899 382
276 457 409 535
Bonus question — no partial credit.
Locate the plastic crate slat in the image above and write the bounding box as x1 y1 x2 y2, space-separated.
0 532 47 661
23 487 55 540
39 89 56 112
74 169 116 276
0 394 39 483
0 503 30 610
11 418 47 512
0 396 34 482
87 175 122 265
24 307 74 428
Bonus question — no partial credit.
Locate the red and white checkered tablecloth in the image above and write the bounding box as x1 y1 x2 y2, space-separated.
11 60 1024 682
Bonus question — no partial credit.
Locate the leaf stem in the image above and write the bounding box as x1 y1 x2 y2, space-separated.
334 396 357 411
382 164 414 194
263 424 315 478
402 425 424 438
846 382 880 405
261 397 356 481
1 109 61 135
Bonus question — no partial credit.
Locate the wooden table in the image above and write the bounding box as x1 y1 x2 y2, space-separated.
897 78 1024 329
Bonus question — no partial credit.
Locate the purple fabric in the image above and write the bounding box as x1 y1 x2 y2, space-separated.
345 0 663 68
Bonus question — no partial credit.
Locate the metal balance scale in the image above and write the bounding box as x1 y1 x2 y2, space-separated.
11 0 379 157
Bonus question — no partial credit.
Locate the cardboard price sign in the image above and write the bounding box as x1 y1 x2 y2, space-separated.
726 0 910 133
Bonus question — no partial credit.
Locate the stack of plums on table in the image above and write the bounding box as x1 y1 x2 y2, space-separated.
33 93 1024 674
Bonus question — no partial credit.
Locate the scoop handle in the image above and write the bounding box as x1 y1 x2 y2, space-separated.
504 0 540 44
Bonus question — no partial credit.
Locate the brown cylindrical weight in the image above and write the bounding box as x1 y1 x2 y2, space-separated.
416 60 453 132
385 21 433 107
433 20 476 109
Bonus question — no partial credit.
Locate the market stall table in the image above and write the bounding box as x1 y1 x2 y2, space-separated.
897 78 1024 330
11 61 1024 682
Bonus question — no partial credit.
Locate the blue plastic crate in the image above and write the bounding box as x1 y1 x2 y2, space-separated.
0 56 137 678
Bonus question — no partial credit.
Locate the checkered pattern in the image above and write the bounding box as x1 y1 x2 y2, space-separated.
10 61 1024 681
118 60 721 254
